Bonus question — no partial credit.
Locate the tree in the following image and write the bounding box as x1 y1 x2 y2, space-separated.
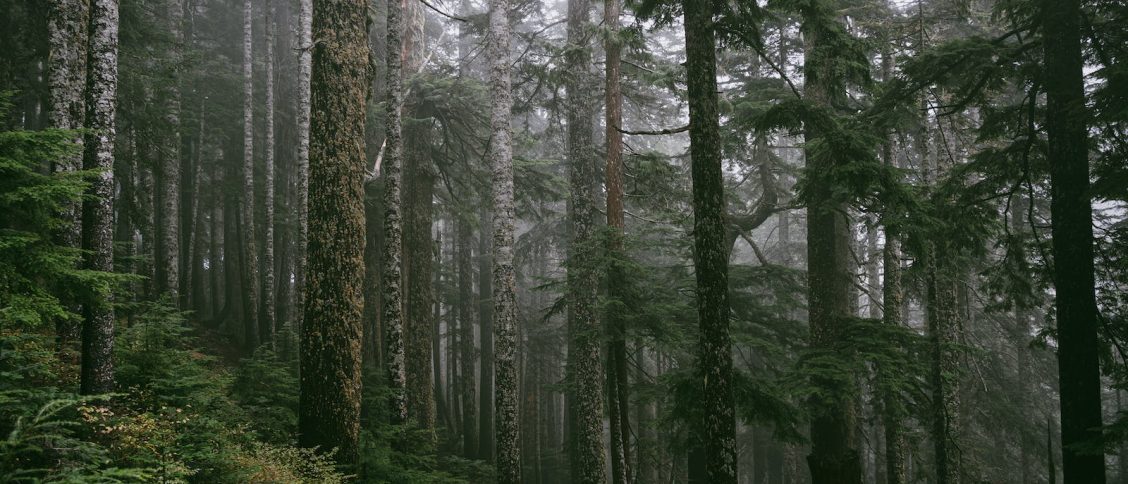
801 1 863 481
1043 0 1106 482
564 0 607 479
155 0 183 304
298 0 369 468
682 0 736 481
262 0 277 344
80 0 120 395
458 216 478 458
383 0 409 424
487 0 520 479
240 0 260 350
294 0 311 337
46 0 88 346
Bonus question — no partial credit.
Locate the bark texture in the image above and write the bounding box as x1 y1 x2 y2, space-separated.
802 2 863 482
383 0 409 424
80 0 120 395
241 0 260 350
488 0 520 479
262 1 277 343
294 0 311 333
156 0 183 304
458 217 478 457
682 1 736 481
1043 0 1106 482
298 0 369 468
564 0 607 479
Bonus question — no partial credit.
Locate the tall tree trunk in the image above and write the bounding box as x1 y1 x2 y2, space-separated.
47 0 89 347
434 232 450 432
480 204 496 461
682 0 736 481
261 0 277 345
459 215 479 457
298 0 368 468
80 0 120 395
1043 0 1106 482
489 0 520 478
241 0 260 350
156 0 183 304
564 0 606 479
294 0 311 334
383 0 409 424
403 124 436 430
802 2 862 482
604 0 632 482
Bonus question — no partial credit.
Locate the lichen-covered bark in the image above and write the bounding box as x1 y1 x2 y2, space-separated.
240 0 260 350
383 0 408 424
80 0 120 395
926 250 961 484
802 2 863 482
298 0 369 468
262 2 277 344
294 0 311 334
403 121 436 430
47 0 88 346
156 0 183 304
564 0 606 479
1043 1 1105 481
488 0 519 479
682 1 736 482
479 204 496 461
458 217 478 458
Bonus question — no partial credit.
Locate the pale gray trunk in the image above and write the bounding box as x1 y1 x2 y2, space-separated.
47 0 89 345
293 0 311 333
383 0 409 423
80 0 120 395
262 0 277 344
489 0 520 479
241 0 260 349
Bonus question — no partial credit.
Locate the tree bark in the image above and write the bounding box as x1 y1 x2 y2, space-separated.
240 0 260 350
458 215 479 457
383 0 409 424
480 204 496 461
156 0 183 304
262 0 277 344
1043 0 1106 482
298 0 369 468
80 0 120 395
47 0 89 346
802 2 862 482
489 0 520 478
294 0 312 334
564 0 607 479
604 0 632 482
682 1 736 482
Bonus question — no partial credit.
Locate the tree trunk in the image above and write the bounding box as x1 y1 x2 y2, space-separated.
47 0 89 347
240 0 260 350
294 0 312 334
383 0 409 424
489 0 520 478
604 0 632 481
80 0 120 395
480 204 496 461
682 1 736 481
297 0 369 468
802 2 862 482
458 215 479 457
1043 0 1106 482
156 0 183 304
261 0 277 345
564 0 607 479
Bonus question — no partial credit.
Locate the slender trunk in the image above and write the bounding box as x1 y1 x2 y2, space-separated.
261 0 277 345
604 0 631 481
564 0 606 479
459 216 479 457
293 0 311 334
434 232 450 432
156 0 183 304
298 0 369 468
241 0 260 350
80 0 120 395
480 204 496 461
47 0 89 346
1043 1 1106 482
489 0 519 478
682 1 736 481
383 0 408 424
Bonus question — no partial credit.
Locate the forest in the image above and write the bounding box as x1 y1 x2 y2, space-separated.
0 0 1126 482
